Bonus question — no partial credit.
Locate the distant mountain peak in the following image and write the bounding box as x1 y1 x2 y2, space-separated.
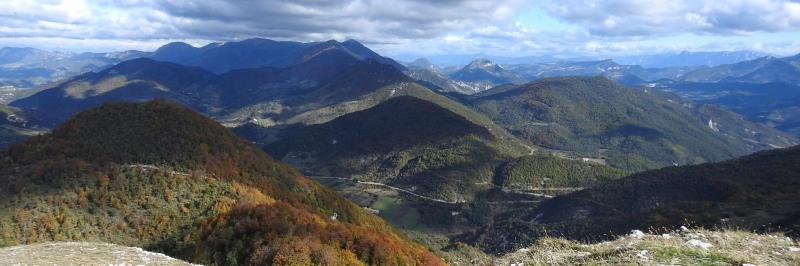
155 41 194 51
342 39 363 45
412 57 432 65
463 59 508 73
450 58 525 85
407 58 438 71
467 58 499 69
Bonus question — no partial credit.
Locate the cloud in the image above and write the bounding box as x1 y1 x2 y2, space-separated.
542 0 800 36
0 0 799 57
0 0 520 46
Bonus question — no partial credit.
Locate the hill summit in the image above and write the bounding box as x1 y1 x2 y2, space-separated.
0 100 443 265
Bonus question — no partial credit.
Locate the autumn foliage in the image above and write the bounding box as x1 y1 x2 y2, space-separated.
0 100 444 265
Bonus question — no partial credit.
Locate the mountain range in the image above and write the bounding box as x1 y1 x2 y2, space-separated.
661 82 800 136
2 38 800 264
0 38 402 89
0 47 146 88
678 54 800 85
150 38 405 73
4 38 797 199
616 50 769 68
464 76 796 171
649 53 800 137
10 41 413 127
405 58 696 94
400 50 766 69
403 58 489 94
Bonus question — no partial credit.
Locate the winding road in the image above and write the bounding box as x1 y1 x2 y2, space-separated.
312 176 557 205
312 176 465 204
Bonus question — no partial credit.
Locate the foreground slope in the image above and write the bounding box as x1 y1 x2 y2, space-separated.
498 228 799 266
0 242 192 265
0 101 443 265
467 76 796 171
473 145 800 254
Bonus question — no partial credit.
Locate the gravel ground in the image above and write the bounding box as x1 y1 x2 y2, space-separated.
0 242 195 266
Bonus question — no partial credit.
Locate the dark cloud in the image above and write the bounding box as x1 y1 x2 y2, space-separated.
148 0 519 41
0 0 517 42
1 0 799 57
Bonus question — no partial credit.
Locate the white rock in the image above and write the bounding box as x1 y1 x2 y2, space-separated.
686 233 703 239
686 239 713 249
742 264 756 266
661 233 671 239
575 251 591 257
680 226 689 232
629 230 646 239
789 247 800 252
636 250 649 260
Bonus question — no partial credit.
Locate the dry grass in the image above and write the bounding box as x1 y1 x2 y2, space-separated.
0 242 194 265
497 228 800 266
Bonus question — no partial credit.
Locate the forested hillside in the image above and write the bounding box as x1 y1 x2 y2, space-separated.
467 76 797 171
472 145 800 254
494 153 627 191
0 100 443 265
267 96 516 202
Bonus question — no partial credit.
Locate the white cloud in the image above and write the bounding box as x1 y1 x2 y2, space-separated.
542 0 800 36
0 0 799 58
0 0 525 51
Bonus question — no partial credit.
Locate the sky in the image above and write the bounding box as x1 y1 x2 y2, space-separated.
2 0 800 59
